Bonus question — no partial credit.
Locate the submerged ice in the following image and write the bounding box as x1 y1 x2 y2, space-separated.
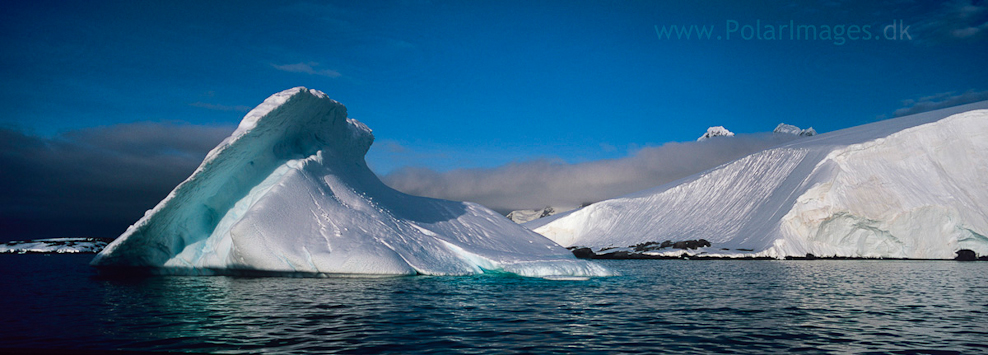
534 102 988 259
92 87 608 277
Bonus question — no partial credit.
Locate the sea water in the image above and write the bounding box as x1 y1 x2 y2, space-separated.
1 255 986 354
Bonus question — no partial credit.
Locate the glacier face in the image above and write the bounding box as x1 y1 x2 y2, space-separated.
92 87 608 277
534 102 988 259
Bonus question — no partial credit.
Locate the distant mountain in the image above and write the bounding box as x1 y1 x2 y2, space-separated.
533 101 988 259
697 126 735 141
506 206 577 224
774 123 816 136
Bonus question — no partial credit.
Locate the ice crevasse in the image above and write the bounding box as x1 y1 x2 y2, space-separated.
92 87 609 277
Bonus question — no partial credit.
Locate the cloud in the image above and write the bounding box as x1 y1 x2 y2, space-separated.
382 134 800 214
189 101 252 112
0 122 233 241
272 62 342 78
893 89 988 117
914 0 988 43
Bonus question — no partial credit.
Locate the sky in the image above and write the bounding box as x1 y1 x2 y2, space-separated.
1 0 986 240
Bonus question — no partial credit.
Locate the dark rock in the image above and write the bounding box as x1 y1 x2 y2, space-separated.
955 249 977 261
632 241 663 252
805 253 817 260
571 247 596 259
671 239 712 250
539 206 555 218
599 250 631 259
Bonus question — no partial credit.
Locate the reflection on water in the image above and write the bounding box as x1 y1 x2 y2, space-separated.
1 255 987 354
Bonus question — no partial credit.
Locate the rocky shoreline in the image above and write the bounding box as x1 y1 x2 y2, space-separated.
569 243 988 261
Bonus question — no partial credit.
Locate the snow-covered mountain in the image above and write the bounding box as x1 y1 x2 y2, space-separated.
697 126 734 141
506 206 576 224
533 102 988 259
774 123 816 136
92 87 608 277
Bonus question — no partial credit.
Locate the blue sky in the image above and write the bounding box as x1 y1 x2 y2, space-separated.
3 0 985 174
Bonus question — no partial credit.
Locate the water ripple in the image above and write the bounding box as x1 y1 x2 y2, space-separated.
1 256 987 354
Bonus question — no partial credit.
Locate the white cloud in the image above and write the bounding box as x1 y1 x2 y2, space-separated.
893 89 988 117
272 62 342 78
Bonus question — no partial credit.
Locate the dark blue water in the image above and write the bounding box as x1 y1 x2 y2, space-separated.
2 255 986 354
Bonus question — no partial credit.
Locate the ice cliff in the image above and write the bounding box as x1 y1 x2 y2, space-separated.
92 87 608 277
533 102 988 259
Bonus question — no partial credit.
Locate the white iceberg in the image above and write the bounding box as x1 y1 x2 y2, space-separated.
92 87 608 277
534 101 988 259
697 126 735 141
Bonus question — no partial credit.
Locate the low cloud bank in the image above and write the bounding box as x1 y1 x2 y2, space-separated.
0 123 232 241
383 134 798 213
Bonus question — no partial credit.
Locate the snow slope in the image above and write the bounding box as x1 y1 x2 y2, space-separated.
92 87 608 277
534 101 988 259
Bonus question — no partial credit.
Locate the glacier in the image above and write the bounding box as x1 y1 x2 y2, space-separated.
91 87 609 277
533 101 988 259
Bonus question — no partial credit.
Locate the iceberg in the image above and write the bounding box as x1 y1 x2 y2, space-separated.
533 101 988 259
92 87 608 277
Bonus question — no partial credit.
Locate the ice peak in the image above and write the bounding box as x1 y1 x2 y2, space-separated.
697 126 735 141
773 123 816 136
